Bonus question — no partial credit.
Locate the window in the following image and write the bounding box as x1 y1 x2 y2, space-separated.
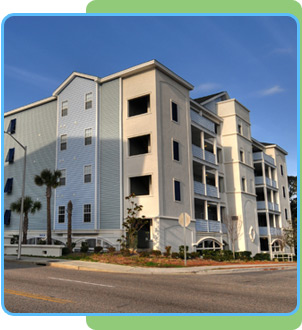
174 180 181 201
173 140 180 161
5 148 15 163
128 95 150 117
4 210 11 225
217 148 223 163
130 175 151 196
84 204 91 222
240 150 244 162
171 102 178 122
129 134 150 156
58 206 65 223
237 123 242 134
85 128 92 146
285 208 288 220
272 240 282 252
85 92 92 110
60 134 67 151
283 186 286 198
219 177 224 193
84 165 92 183
280 164 284 176
59 169 66 186
7 119 16 134
242 177 246 192
4 178 13 194
62 101 68 117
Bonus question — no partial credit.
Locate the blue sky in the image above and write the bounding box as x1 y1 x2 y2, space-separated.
3 15 298 175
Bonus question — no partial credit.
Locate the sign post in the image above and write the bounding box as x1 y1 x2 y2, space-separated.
178 212 191 266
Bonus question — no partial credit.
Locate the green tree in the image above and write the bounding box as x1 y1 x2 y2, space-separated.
67 200 73 252
10 196 42 244
288 176 297 253
118 193 147 252
34 169 61 245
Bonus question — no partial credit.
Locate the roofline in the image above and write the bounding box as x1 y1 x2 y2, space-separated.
190 99 223 123
251 137 265 149
4 96 57 117
53 72 99 96
99 59 194 90
264 144 288 155
217 98 251 113
200 91 229 105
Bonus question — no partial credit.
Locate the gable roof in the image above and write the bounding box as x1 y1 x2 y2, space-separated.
194 91 229 105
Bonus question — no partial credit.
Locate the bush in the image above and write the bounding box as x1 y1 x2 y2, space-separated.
171 252 179 259
62 247 71 255
151 250 162 257
107 246 116 254
80 241 89 253
190 252 200 259
201 250 234 261
94 246 103 253
139 251 150 258
253 253 271 261
179 245 189 253
120 248 131 256
235 251 252 261
164 246 171 257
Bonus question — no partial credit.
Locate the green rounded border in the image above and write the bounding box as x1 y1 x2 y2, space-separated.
85 0 301 329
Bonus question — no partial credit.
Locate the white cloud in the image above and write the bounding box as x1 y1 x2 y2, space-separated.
270 48 293 55
194 82 221 93
259 85 285 96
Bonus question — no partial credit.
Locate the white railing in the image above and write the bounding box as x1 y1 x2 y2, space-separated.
272 253 295 262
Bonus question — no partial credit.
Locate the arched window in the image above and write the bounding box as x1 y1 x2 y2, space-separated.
196 238 222 251
272 240 283 252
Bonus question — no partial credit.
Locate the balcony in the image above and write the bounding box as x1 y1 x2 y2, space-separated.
194 182 218 198
192 144 204 160
204 150 216 164
190 110 215 133
274 203 279 212
255 176 277 189
257 201 266 210
196 219 227 233
259 227 282 236
253 152 275 166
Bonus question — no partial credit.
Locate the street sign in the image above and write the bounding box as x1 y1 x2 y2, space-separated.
178 212 191 228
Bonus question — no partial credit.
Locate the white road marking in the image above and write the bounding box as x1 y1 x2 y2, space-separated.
48 277 114 288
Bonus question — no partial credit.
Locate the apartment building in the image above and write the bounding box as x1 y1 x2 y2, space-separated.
4 60 292 257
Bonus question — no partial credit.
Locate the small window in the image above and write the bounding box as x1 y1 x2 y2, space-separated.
84 204 92 222
285 208 288 220
4 210 11 225
85 128 92 146
4 178 13 194
60 134 67 151
237 124 242 134
62 101 68 117
85 92 92 110
219 177 224 193
217 149 223 163
5 148 15 163
280 164 284 176
59 169 66 186
84 165 92 183
7 119 16 134
242 177 246 192
129 134 150 156
58 206 65 223
128 95 150 117
171 102 178 122
130 175 151 196
174 180 181 201
173 140 180 161
240 150 244 162
283 186 286 198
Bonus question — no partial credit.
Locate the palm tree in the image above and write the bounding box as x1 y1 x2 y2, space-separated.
67 200 73 252
34 169 61 244
11 196 42 244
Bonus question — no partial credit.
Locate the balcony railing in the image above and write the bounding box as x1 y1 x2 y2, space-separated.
274 203 279 212
194 182 218 198
196 219 227 233
255 176 264 185
259 227 282 236
204 150 216 164
255 176 277 189
190 110 215 133
253 152 275 166
257 201 266 210
192 144 204 160
268 202 274 211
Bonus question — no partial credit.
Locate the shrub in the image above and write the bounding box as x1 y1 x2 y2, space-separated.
235 251 252 260
94 246 103 253
253 253 271 261
171 252 179 259
164 246 171 257
151 250 162 257
139 251 150 258
120 248 131 256
107 246 116 254
201 250 234 261
179 245 189 253
62 247 70 255
80 241 89 253
190 252 200 259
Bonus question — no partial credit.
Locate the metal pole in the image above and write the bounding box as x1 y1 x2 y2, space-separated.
4 132 26 260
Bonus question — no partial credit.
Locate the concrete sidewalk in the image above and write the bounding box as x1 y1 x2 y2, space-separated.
4 255 297 275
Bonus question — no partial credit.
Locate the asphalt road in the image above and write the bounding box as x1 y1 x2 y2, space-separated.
4 261 297 314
